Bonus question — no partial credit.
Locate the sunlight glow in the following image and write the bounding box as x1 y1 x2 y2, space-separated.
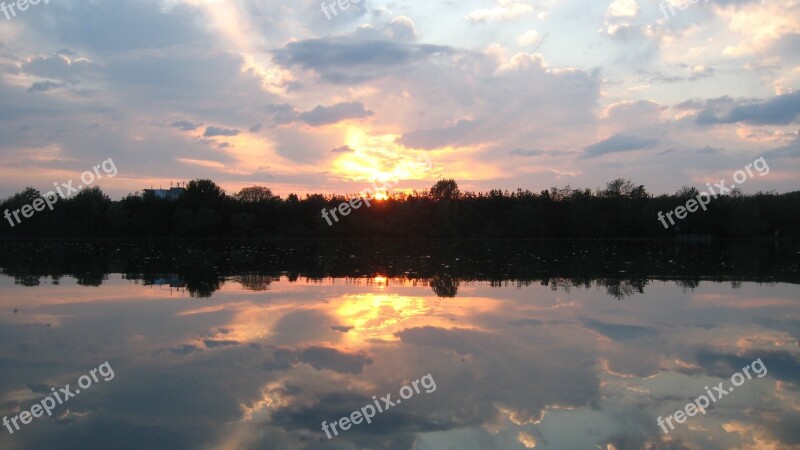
332 127 435 183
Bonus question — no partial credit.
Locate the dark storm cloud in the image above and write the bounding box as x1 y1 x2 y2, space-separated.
696 91 800 126
582 134 658 158
298 102 373 126
272 38 454 83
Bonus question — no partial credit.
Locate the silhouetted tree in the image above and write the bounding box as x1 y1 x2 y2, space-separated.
429 179 460 201
235 186 275 202
183 179 225 208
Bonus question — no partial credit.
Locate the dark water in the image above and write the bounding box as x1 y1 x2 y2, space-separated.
0 240 798 449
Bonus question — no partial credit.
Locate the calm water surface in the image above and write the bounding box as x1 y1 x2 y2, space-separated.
0 240 798 450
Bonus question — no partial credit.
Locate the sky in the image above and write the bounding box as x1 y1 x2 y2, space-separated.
0 0 799 199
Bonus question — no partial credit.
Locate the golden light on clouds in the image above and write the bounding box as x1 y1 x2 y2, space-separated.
518 431 538 448
332 293 439 344
719 1 800 57
331 127 436 182
174 129 306 176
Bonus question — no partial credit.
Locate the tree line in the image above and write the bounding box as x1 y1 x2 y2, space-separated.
1 179 798 238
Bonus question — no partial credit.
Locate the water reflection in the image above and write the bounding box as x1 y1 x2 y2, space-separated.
1 240 798 299
0 240 797 450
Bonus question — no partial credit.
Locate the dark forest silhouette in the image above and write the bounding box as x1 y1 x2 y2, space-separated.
1 178 799 238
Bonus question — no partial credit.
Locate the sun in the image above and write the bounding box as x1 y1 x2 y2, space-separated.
374 191 389 201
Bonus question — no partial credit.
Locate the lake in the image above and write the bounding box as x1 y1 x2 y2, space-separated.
0 240 798 449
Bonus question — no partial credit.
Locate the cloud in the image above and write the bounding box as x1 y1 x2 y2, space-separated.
695 349 800 385
261 346 373 374
696 91 800 126
299 102 374 126
170 344 200 355
20 53 93 80
255 103 300 128
272 37 454 83
203 127 240 137
517 30 542 47
34 0 203 55
170 120 199 131
674 99 705 110
297 346 373 374
27 81 66 93
764 135 800 159
385 16 419 42
583 319 658 341
203 339 240 348
603 99 666 126
510 148 545 157
398 119 481 150
693 145 722 154
607 0 639 18
582 134 658 158
330 145 355 153
467 0 534 23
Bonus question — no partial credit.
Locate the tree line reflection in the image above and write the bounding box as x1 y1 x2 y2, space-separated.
1 239 797 299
